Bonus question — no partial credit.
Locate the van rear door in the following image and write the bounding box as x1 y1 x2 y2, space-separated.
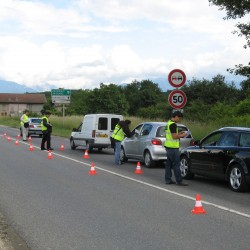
94 115 122 145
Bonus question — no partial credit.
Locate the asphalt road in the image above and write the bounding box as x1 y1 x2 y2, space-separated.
0 125 250 250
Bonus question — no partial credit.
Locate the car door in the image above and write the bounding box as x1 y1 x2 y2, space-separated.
136 124 153 158
124 124 143 157
190 131 223 174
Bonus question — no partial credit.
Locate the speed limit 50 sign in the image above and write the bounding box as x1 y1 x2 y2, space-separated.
168 90 187 109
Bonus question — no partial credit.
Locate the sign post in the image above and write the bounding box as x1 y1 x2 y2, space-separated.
51 89 71 125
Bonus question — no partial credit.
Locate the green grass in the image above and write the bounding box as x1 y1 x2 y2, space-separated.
0 115 225 140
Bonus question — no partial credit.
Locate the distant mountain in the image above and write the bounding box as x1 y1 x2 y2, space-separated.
0 80 38 93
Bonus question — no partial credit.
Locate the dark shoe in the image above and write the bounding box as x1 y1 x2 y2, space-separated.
41 148 46 150
166 180 176 184
177 182 188 186
47 148 54 151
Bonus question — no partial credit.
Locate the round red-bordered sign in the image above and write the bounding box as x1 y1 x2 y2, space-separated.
168 69 186 88
168 89 187 109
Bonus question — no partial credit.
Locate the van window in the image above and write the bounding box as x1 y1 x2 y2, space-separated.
98 117 108 130
111 118 120 130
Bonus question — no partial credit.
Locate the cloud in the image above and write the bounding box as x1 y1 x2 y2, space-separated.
0 0 248 91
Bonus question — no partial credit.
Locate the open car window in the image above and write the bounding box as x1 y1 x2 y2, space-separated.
201 132 222 146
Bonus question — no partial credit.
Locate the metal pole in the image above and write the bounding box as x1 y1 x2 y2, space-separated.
63 104 65 126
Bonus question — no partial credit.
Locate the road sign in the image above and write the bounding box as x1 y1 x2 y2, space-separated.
51 89 71 104
168 69 186 88
168 89 187 109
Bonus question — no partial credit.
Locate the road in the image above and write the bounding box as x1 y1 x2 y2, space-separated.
0 125 250 250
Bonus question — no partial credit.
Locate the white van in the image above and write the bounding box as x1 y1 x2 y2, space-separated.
70 114 123 151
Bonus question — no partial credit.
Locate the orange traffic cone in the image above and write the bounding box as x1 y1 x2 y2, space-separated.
3 132 6 137
83 149 90 159
60 144 65 151
7 136 11 142
15 139 19 146
29 144 34 151
191 194 206 214
47 150 53 159
28 136 32 142
88 163 97 175
17 134 20 139
134 162 143 174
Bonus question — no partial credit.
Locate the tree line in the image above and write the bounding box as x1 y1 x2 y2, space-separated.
42 74 250 123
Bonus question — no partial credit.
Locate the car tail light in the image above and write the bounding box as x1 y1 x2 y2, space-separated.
151 138 162 145
190 139 195 146
92 130 96 138
29 124 34 128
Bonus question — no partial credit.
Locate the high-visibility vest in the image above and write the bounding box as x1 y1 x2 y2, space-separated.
111 124 125 142
164 120 179 148
41 116 49 131
20 114 29 125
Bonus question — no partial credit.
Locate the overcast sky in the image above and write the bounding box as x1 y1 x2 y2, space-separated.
0 0 249 91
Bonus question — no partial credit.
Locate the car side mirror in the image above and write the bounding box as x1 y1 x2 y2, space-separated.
72 128 77 132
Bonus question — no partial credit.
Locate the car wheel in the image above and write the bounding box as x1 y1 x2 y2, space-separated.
86 141 93 152
144 151 155 168
180 156 194 179
229 164 247 192
70 137 76 150
120 147 128 162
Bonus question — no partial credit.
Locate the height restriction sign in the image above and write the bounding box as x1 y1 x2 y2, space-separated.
168 89 187 109
168 69 186 88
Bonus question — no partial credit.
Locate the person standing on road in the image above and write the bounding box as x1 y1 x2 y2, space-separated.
164 111 188 186
20 109 29 141
111 120 135 165
41 111 53 151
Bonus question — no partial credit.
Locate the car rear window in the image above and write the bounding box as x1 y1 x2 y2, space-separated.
30 118 42 123
156 125 189 138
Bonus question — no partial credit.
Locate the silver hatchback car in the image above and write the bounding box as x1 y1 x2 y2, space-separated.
120 122 193 168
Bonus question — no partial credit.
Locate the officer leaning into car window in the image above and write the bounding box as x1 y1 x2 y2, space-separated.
41 110 53 151
164 111 188 186
20 109 29 141
111 120 135 165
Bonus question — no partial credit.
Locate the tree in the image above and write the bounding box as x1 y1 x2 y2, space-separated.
209 0 250 77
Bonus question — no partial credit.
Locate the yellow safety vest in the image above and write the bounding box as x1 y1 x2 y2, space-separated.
41 116 49 131
111 124 125 142
164 120 179 148
20 114 29 125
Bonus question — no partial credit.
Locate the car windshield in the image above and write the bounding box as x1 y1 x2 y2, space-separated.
30 118 42 124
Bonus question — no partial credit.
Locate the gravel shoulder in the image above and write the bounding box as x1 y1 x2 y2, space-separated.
0 213 29 250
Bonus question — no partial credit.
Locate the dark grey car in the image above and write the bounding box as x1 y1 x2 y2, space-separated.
120 122 193 168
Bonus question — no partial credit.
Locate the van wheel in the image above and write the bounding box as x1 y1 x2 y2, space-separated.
86 141 93 152
144 151 155 168
70 137 76 150
120 147 128 162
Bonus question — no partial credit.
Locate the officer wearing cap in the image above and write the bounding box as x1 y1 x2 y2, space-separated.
164 111 188 186
41 110 53 150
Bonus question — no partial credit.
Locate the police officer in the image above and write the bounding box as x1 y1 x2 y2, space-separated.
164 111 188 186
111 120 135 165
20 109 29 141
41 110 53 150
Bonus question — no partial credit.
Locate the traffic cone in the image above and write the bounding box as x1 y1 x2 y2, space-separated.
28 136 32 142
47 150 53 159
83 149 90 159
60 144 65 151
29 144 34 151
191 194 206 214
3 132 6 137
7 136 11 142
134 162 143 174
15 139 19 146
88 163 97 175
17 134 20 139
